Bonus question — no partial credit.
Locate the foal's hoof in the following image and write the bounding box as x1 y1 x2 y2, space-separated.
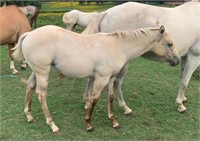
86 127 94 132
176 102 187 113
178 106 187 113
53 130 62 135
11 69 18 75
27 119 36 123
125 111 137 117
113 123 120 129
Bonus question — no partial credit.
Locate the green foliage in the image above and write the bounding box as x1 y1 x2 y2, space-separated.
1 0 42 9
0 2 200 141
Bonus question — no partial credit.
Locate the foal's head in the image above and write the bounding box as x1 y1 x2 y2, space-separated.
150 26 180 66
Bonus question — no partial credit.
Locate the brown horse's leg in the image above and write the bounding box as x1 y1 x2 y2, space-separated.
30 19 33 27
30 8 39 29
35 67 59 134
107 78 119 128
24 72 36 123
34 8 39 28
30 18 36 29
85 76 110 131
34 19 37 28
8 44 18 74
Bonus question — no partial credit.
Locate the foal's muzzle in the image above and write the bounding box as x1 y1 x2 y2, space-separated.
169 56 180 66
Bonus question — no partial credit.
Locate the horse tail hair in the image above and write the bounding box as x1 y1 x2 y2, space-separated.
12 32 29 61
82 12 107 34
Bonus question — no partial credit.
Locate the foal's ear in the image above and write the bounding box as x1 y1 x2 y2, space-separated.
159 25 165 34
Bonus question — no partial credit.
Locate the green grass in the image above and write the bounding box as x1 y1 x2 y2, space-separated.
40 2 119 13
1 2 200 141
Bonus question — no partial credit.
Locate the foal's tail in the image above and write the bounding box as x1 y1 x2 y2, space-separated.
12 32 29 61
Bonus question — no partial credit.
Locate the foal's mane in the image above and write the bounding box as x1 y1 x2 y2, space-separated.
102 27 159 40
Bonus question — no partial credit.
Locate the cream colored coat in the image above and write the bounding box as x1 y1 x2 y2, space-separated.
13 25 179 133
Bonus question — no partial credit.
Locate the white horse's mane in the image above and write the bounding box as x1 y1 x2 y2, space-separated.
98 27 159 40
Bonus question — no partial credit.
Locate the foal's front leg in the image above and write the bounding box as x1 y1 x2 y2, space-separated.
83 63 133 115
84 76 110 131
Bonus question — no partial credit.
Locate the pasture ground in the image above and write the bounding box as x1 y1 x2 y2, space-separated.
0 2 200 140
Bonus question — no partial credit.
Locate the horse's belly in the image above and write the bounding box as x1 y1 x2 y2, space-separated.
0 27 17 45
55 59 94 78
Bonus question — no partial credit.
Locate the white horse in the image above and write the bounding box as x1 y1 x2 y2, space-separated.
83 2 200 113
19 5 39 28
62 10 101 30
12 25 179 133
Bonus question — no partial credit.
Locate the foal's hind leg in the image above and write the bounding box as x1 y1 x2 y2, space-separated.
176 52 200 112
24 72 36 123
35 67 59 133
114 63 133 115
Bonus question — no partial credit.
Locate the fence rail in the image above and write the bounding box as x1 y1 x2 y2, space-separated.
0 0 189 2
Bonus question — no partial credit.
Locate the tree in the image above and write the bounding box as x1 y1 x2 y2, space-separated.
1 0 41 9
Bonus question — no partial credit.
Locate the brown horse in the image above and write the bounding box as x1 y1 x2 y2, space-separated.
0 5 31 74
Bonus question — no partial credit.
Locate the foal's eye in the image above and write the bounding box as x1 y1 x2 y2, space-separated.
167 43 173 47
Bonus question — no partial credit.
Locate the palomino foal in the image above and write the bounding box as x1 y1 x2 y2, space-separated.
13 25 179 133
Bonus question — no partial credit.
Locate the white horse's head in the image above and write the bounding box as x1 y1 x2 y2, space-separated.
150 26 180 66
